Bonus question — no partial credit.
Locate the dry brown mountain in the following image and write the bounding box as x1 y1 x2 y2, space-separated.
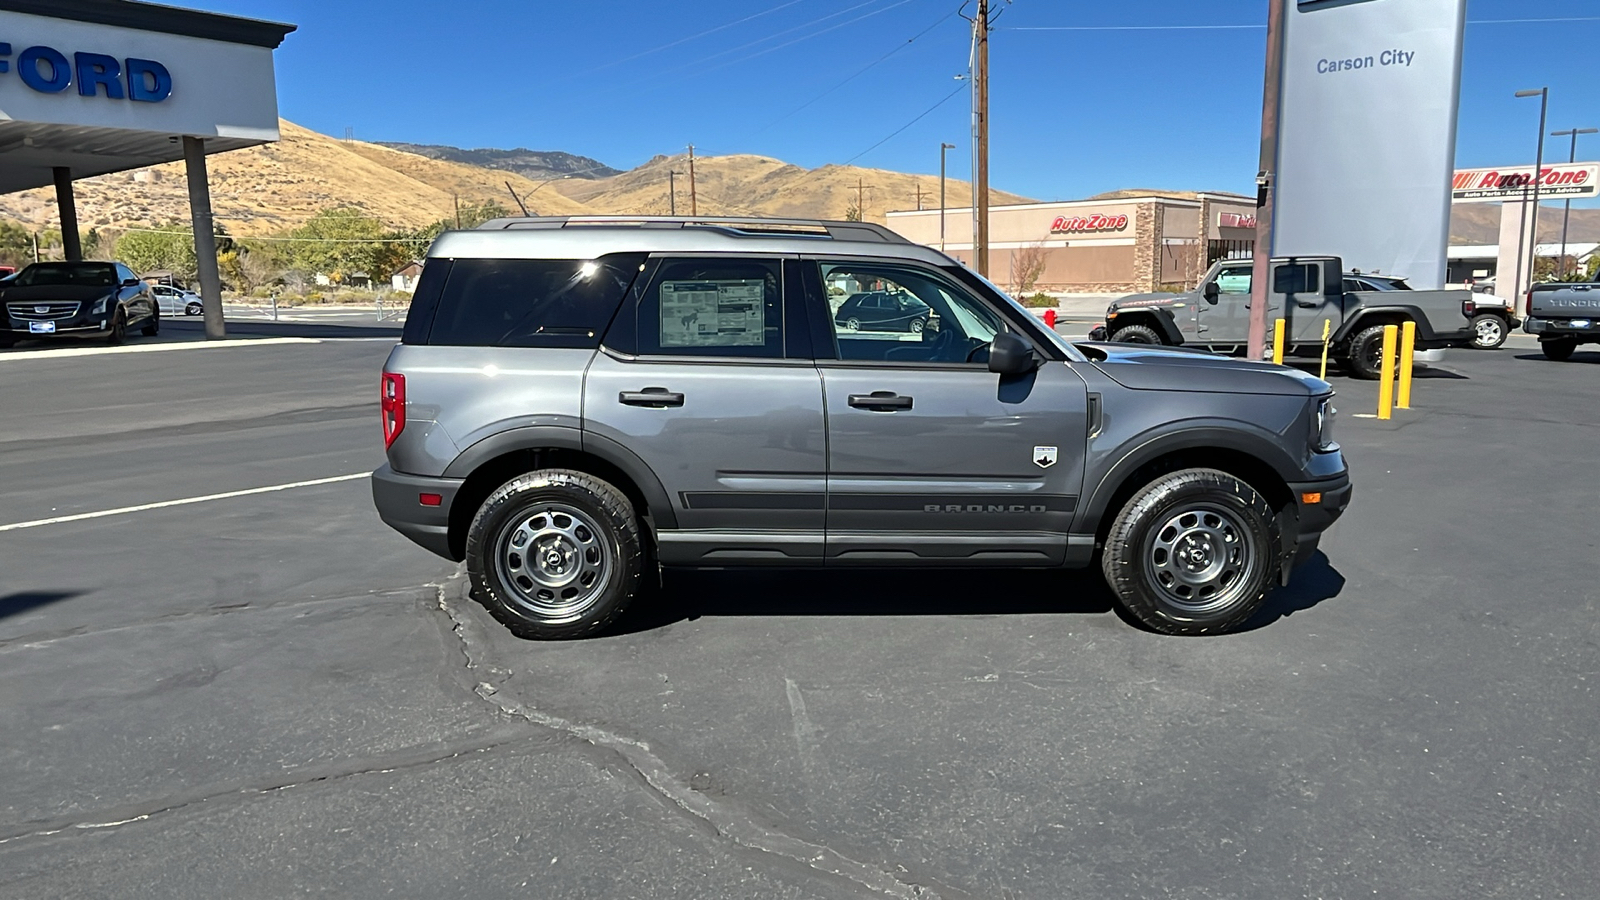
1448 202 1600 245
553 152 1035 223
0 120 592 237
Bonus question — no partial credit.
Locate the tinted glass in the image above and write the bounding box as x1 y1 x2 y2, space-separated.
1273 263 1320 294
638 258 783 358
426 255 644 348
819 261 1005 364
14 262 117 288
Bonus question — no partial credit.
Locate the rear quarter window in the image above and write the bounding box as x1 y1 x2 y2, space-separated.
417 254 646 348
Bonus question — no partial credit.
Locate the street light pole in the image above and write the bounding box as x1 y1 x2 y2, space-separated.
1551 127 1597 279
1515 89 1548 293
940 142 955 253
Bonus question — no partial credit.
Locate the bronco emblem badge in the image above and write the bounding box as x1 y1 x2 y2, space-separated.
1034 446 1058 469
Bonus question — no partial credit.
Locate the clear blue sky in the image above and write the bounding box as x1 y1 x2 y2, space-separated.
193 0 1600 206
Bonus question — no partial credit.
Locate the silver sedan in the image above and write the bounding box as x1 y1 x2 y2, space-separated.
150 284 204 317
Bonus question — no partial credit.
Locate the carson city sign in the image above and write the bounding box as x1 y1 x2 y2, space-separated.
0 41 171 102
1452 163 1599 203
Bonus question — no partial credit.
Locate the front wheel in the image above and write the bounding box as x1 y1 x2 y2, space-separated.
1109 324 1162 345
1469 314 1507 350
909 318 926 334
466 469 644 640
1541 338 1578 361
1101 468 1281 635
141 308 160 337
106 310 127 345
185 302 203 316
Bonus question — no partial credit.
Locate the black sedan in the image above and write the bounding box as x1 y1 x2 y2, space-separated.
0 261 159 347
834 291 933 334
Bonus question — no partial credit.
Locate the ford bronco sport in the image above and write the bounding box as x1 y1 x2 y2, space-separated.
372 217 1351 638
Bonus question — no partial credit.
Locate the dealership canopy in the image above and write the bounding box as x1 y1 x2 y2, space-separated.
0 0 295 337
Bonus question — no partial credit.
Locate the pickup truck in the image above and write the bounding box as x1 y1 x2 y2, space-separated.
1524 276 1600 360
1098 256 1478 379
1350 273 1516 350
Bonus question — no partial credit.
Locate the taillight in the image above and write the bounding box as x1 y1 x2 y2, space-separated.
381 372 406 449
1526 289 1535 316
1462 299 1476 318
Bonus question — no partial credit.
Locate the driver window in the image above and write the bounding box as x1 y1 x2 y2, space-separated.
1215 266 1252 295
818 261 1005 364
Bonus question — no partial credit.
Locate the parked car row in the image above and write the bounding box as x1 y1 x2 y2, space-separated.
0 261 206 348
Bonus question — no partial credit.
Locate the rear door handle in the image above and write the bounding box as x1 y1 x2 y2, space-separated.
619 388 685 408
848 391 913 411
1297 300 1319 308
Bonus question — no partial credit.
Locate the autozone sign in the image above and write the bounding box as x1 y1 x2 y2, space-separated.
1050 213 1128 234
1452 163 1599 203
1219 212 1258 229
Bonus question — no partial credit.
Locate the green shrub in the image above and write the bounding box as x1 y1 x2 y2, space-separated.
1019 293 1057 308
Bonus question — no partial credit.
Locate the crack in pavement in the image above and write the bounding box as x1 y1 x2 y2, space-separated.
432 572 948 900
0 730 554 847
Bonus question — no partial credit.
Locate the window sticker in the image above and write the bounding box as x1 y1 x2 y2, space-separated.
659 279 766 347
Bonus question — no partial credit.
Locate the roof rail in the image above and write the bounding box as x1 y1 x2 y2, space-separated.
474 215 911 244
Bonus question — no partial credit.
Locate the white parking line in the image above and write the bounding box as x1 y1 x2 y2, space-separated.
0 337 319 362
0 473 370 532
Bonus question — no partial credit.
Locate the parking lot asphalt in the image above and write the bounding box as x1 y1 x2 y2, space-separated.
1 328 1596 899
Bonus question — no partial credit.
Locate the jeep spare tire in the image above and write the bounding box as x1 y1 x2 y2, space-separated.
1102 468 1281 636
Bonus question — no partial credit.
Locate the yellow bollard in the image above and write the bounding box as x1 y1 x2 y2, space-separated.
1377 324 1398 420
1318 319 1332 380
1396 320 1416 410
1272 318 1286 365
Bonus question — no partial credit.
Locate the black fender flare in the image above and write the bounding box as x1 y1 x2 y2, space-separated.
1075 422 1305 537
1110 308 1184 345
1333 306 1436 344
443 425 678 530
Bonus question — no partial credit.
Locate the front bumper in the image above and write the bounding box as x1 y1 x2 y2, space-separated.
4 317 112 338
372 463 465 560
1287 469 1353 568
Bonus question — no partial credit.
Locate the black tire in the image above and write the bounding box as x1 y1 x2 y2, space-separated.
909 318 926 334
1110 323 1163 345
1101 468 1282 636
141 307 160 337
185 302 203 317
1541 338 1578 362
466 469 644 640
106 310 127 345
1340 324 1400 380
1468 314 1507 350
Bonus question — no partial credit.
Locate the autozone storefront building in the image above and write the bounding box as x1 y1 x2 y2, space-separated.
886 192 1259 293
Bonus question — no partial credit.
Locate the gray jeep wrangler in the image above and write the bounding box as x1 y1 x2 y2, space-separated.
372 217 1350 638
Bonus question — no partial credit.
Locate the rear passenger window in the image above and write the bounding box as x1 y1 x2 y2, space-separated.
424 254 645 348
637 258 783 358
1274 263 1320 295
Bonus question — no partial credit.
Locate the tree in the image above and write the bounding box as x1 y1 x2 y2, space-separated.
843 200 863 223
1011 235 1050 294
286 207 388 282
115 227 197 281
0 221 33 267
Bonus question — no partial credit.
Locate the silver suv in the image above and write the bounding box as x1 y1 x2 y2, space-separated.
372 217 1350 638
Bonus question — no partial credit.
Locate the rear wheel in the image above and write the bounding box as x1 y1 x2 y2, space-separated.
466 469 644 640
185 301 203 317
1541 338 1578 361
845 317 861 332
909 318 926 334
1340 324 1401 380
1109 323 1162 345
1102 468 1281 635
1469 314 1507 350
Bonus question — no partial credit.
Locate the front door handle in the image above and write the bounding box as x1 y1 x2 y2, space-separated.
1297 300 1319 308
619 388 685 408
848 391 913 411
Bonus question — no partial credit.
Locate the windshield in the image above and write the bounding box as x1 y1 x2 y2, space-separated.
13 262 117 288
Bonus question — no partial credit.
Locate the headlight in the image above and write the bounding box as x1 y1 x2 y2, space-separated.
1313 397 1337 450
92 296 110 314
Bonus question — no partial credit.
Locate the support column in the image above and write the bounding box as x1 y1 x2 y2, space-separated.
1498 199 1537 301
52 167 82 262
183 136 225 340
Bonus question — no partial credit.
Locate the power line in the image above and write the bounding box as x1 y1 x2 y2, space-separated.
757 6 960 134
1001 16 1600 32
843 84 967 166
564 0 807 78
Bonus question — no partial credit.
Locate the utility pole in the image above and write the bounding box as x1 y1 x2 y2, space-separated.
974 0 991 277
668 170 678 215
857 177 865 220
915 183 925 211
940 142 955 253
1552 128 1598 278
453 194 461 230
1246 0 1286 361
687 145 698 216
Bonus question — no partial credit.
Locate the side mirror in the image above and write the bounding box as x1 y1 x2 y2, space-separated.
988 332 1037 375
1203 282 1220 304
122 277 140 287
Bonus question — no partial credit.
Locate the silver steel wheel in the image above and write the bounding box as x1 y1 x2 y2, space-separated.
909 318 925 334
1144 503 1258 614
495 502 612 622
1474 316 1504 348
845 317 861 332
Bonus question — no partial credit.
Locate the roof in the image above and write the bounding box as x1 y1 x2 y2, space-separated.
1449 242 1600 259
0 0 296 48
430 216 954 265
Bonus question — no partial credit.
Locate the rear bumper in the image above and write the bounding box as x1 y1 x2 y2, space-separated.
1287 469 1353 568
371 463 464 560
1524 317 1600 340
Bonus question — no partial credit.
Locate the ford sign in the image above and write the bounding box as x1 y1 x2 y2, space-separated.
0 42 171 102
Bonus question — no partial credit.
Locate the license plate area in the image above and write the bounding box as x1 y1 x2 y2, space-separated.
28 321 56 334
